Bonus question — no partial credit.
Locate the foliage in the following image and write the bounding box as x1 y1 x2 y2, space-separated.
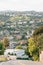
33 26 43 36
2 37 9 47
32 54 39 61
33 34 43 51
27 38 39 61
25 47 30 56
27 26 43 61
33 26 43 52
0 42 5 55
15 45 23 49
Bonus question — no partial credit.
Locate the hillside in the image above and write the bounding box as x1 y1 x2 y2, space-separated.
0 11 43 47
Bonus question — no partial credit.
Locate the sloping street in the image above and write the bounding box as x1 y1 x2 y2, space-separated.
0 60 43 65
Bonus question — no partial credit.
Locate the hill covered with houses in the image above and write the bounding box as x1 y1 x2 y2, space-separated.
0 11 43 49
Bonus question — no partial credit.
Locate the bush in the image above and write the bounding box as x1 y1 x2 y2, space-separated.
15 45 23 49
27 38 39 61
33 54 39 61
0 42 5 55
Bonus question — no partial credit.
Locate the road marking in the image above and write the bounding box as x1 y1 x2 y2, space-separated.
18 60 26 65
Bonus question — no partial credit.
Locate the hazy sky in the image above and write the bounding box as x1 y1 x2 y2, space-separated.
0 0 43 11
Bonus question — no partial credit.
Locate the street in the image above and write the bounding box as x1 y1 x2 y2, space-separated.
0 60 43 65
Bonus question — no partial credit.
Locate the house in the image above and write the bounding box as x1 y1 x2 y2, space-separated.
18 22 23 25
17 54 28 59
8 35 14 41
29 20 34 24
4 49 29 59
9 41 18 49
14 31 20 35
16 35 22 40
3 30 10 36
4 49 25 57
23 21 27 24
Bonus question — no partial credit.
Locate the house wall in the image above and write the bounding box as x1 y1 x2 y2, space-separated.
40 51 43 62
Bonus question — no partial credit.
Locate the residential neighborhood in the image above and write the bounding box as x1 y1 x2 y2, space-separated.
0 0 43 65
0 11 43 65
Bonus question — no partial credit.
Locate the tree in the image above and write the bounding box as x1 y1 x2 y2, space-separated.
33 26 43 52
0 42 5 55
15 45 23 49
25 46 30 57
28 38 39 61
26 26 43 61
33 26 43 36
34 35 43 51
2 37 9 48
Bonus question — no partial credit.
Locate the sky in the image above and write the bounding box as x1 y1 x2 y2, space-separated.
0 0 43 11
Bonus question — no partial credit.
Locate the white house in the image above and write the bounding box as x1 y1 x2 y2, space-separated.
4 49 25 57
18 22 23 25
29 21 34 24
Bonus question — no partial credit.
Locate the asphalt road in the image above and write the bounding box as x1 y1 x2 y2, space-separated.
0 60 43 65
